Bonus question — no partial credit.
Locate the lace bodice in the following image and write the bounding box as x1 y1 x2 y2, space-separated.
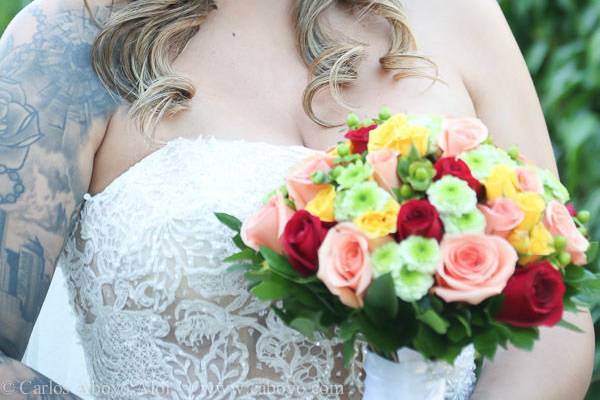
59 136 476 399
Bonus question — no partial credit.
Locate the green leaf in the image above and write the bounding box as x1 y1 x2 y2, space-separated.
506 326 539 351
364 273 398 321
251 280 288 300
227 263 254 273
416 309 450 335
412 324 446 359
355 313 406 354
338 319 358 341
456 315 472 337
343 335 357 368
575 273 600 306
289 316 320 341
259 246 302 281
233 233 247 250
587 241 599 264
448 320 468 343
557 319 585 333
473 329 499 360
565 265 586 283
224 248 259 263
214 212 242 232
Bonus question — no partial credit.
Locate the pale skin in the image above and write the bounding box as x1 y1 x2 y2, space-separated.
0 0 593 398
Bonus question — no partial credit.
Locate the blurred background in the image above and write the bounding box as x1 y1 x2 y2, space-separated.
1 0 599 398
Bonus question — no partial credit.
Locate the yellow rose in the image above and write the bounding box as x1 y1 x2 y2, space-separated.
484 165 521 201
397 126 429 156
512 192 546 231
353 199 400 239
529 223 554 256
305 185 336 222
367 114 429 156
507 223 554 265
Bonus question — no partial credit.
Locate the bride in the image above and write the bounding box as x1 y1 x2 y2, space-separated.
0 0 594 398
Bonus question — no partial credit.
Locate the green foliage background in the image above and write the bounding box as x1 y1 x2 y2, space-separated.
1 0 599 397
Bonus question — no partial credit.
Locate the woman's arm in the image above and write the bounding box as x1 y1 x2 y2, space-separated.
456 1 594 398
0 0 115 397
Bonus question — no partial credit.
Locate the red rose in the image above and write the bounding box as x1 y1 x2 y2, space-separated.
344 124 377 154
496 260 565 328
282 210 329 276
396 199 444 242
434 157 482 196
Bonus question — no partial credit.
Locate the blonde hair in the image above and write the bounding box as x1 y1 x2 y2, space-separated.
88 0 435 138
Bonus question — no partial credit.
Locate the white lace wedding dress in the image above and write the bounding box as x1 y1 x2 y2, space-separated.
23 136 476 399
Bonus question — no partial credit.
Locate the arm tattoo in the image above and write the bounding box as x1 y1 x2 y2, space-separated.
0 1 116 366
0 353 81 399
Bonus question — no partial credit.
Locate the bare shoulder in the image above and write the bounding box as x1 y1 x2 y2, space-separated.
405 0 556 171
401 0 510 55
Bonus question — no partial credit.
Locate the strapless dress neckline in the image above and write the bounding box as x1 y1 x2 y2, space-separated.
59 135 475 399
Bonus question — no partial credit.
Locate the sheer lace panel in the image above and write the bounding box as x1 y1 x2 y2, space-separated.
59 136 475 399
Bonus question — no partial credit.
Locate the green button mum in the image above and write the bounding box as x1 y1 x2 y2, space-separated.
391 267 434 302
398 235 441 274
335 182 389 220
441 208 487 234
426 175 477 216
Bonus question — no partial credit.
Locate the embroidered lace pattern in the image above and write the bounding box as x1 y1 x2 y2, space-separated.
59 136 476 399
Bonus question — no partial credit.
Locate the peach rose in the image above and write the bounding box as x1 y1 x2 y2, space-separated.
240 192 294 254
433 233 517 305
286 154 334 209
317 223 373 308
437 117 489 157
516 167 543 194
544 200 590 265
366 148 401 193
478 198 524 238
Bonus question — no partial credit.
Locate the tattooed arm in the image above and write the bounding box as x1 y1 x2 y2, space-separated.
0 0 116 397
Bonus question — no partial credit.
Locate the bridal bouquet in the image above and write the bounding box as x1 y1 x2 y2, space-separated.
216 108 598 396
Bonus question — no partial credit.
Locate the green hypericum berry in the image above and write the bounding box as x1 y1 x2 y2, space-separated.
372 242 404 276
398 235 440 274
441 208 486 234
330 166 344 180
579 226 588 236
507 146 520 160
577 210 591 224
391 267 434 302
559 251 572 266
336 160 372 189
379 106 391 121
311 171 327 184
337 142 351 157
347 112 361 129
426 175 477 216
337 181 389 219
553 235 567 251
400 184 414 199
408 159 435 192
